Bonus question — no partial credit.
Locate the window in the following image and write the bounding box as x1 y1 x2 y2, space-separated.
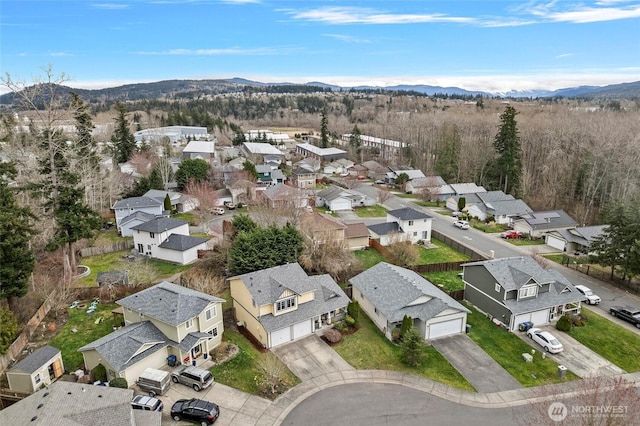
150 232 155 238
205 306 216 320
519 286 537 299
208 327 218 337
252 298 256 308
275 296 296 312
185 319 193 329
495 283 500 292
34 373 41 385
413 232 417 237
408 220 414 226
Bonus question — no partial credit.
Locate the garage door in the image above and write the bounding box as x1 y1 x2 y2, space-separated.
330 199 352 211
270 327 292 348
546 235 566 251
428 318 463 339
513 310 549 330
293 320 312 339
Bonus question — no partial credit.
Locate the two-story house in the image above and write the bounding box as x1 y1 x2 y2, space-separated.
462 256 583 331
367 207 433 246
79 281 225 386
112 196 165 229
229 263 349 348
131 217 207 265
290 167 317 189
256 164 286 186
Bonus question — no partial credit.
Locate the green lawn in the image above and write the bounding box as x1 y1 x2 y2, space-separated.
416 239 471 264
414 201 442 208
209 329 300 398
470 222 506 233
422 270 464 291
172 212 199 225
353 248 386 269
353 204 387 217
394 193 417 199
49 303 119 371
333 314 475 391
434 210 453 216
508 238 546 246
464 303 579 386
566 308 640 372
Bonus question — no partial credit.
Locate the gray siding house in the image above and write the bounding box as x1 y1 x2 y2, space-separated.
462 256 583 331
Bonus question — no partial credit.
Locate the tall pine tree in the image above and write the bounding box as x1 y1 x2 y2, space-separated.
493 105 523 197
111 102 137 164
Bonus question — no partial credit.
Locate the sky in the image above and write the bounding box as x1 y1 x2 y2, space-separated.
1 0 639 94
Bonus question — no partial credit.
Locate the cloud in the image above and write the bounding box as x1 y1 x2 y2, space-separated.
322 34 371 43
555 53 575 59
91 3 129 9
282 6 475 25
135 46 300 55
526 1 640 23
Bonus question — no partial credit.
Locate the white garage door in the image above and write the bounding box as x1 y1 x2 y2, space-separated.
428 318 463 339
513 310 549 330
270 327 292 348
330 199 352 211
293 320 312 339
546 235 566 251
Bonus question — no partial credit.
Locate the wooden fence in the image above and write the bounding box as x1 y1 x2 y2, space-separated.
79 241 133 257
431 230 489 261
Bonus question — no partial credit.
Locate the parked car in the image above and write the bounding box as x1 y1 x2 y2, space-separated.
453 220 469 230
171 398 220 425
224 201 236 209
609 306 640 328
374 179 385 184
171 365 214 391
213 207 225 215
451 211 462 217
131 394 164 412
500 230 522 239
574 285 601 305
526 328 563 353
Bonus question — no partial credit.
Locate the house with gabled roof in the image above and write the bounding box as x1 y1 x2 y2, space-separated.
405 176 447 198
131 217 207 265
143 189 199 213
118 211 157 237
261 184 310 209
256 164 286 186
316 185 374 211
367 207 432 246
112 196 164 229
345 222 370 250
229 263 349 348
6 345 64 393
545 225 607 253
462 256 583 331
182 140 216 161
350 263 470 341
290 167 317 189
79 281 224 385
512 210 578 238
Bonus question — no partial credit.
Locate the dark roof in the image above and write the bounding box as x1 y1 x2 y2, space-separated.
518 210 578 231
387 207 431 221
117 281 224 326
367 222 402 236
131 217 187 232
158 234 208 251
345 222 370 238
8 345 60 374
120 211 157 226
112 196 162 210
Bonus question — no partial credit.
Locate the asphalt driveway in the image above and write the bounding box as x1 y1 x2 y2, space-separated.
517 325 625 377
430 334 522 393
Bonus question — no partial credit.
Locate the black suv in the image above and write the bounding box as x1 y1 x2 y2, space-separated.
610 306 640 328
131 394 163 412
171 398 220 425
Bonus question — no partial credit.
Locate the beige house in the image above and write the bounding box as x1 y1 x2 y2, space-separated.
79 281 224 386
6 345 64 393
229 263 349 348
300 212 369 251
345 222 370 250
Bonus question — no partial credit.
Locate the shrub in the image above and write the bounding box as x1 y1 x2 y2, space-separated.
333 321 348 332
568 312 588 327
391 328 401 342
0 308 18 355
323 328 342 344
93 364 107 382
347 301 360 323
109 377 128 388
400 315 413 340
401 327 424 367
344 315 356 327
556 315 572 332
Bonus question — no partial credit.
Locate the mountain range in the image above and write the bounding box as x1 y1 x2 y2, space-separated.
1 78 638 105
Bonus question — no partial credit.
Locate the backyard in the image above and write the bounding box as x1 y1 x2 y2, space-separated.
353 238 470 270
353 204 387 217
332 313 475 391
422 270 465 291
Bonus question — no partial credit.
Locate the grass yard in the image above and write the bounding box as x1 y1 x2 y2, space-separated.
566 308 640 372
508 238 545 246
470 222 506 233
334 314 474 391
416 239 471 264
172 212 199 225
422 270 464 291
394 193 417 199
353 204 387 217
49 303 119 371
353 247 386 269
92 229 128 244
414 201 442 208
209 329 300 398
464 303 579 387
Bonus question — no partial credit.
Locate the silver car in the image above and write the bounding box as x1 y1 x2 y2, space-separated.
171 365 214 392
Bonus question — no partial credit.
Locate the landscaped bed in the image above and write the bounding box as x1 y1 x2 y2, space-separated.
332 314 475 391
464 303 579 387
565 307 640 372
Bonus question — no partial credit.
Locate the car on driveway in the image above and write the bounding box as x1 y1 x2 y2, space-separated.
213 207 225 215
453 220 469 230
526 327 563 353
171 365 214 391
131 394 163 412
374 179 385 184
500 230 522 239
171 398 220 425
609 306 640 328
574 285 601 305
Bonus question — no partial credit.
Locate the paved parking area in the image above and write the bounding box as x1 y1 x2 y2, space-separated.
430 334 522 393
516 325 625 377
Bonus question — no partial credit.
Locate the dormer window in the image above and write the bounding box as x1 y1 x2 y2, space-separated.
519 285 537 299
275 296 296 312
185 319 193 329
408 220 414 226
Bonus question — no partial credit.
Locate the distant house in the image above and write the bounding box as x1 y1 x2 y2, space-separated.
131 217 207 265
112 196 164 229
362 160 388 180
447 190 532 225
296 143 348 163
350 263 470 341
256 164 286 186
463 256 583 331
512 210 578 238
229 179 257 205
229 263 349 348
118 211 158 237
0 381 161 425
79 281 224 385
293 157 321 173
6 345 64 393
143 189 198 213
261 184 310 209
241 142 283 164
345 222 370 250
545 225 607 253
367 207 433 246
290 167 317 189
135 125 209 144
405 176 446 197
340 134 408 161
182 140 216 161
385 166 426 184
316 185 375 211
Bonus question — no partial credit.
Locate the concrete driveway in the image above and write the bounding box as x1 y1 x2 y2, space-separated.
517 325 625 378
273 334 355 381
430 334 522 393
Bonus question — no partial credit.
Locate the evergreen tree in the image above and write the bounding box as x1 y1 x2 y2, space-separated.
493 105 523 196
148 167 164 190
175 158 210 189
400 326 424 367
320 107 329 148
400 315 413 339
232 214 259 235
243 160 258 180
349 125 362 162
435 124 460 182
0 162 37 313
164 193 172 212
0 307 18 355
111 102 137 163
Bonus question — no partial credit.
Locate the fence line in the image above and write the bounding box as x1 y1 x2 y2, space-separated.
80 241 133 257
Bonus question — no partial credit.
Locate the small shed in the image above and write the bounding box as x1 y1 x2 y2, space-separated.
7 345 64 393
